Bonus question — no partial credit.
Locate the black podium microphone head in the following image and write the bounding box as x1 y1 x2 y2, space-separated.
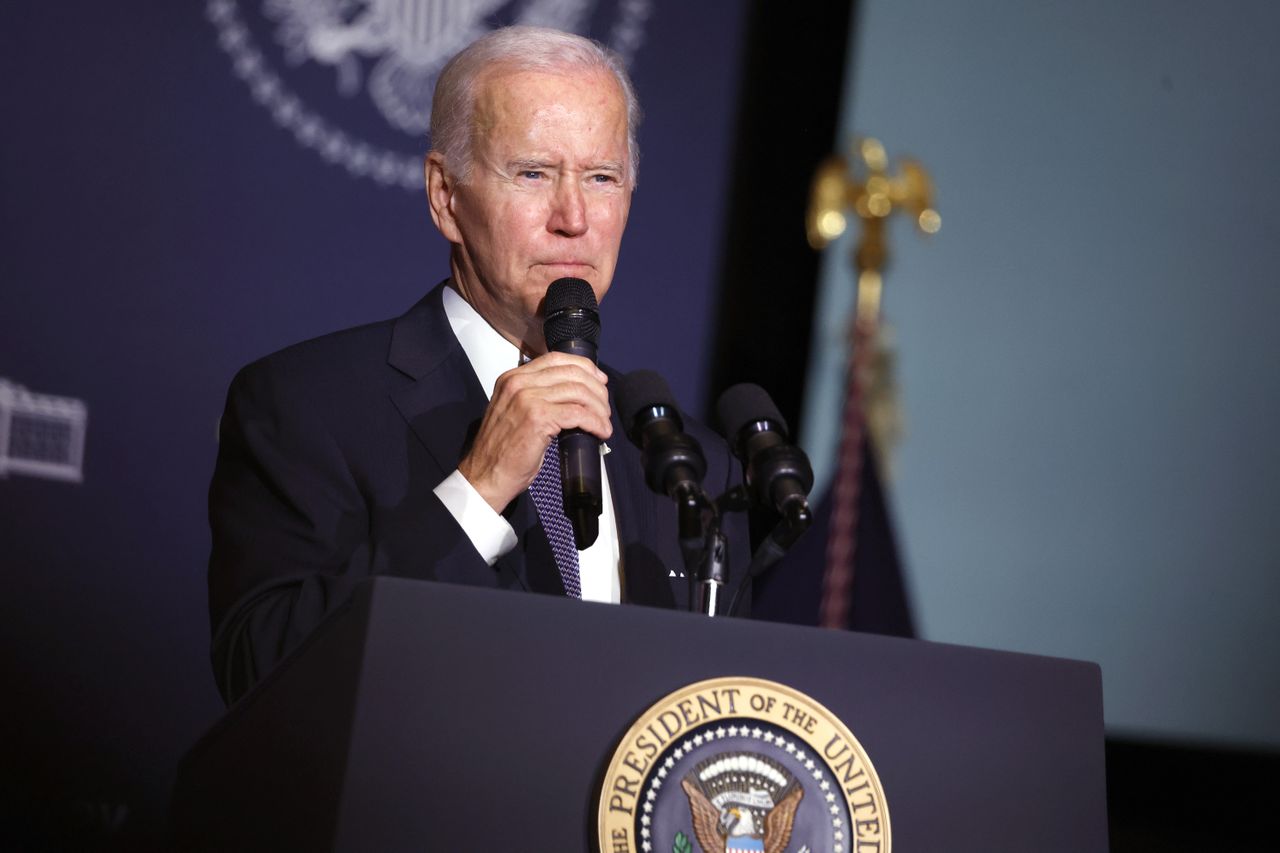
716 383 790 452
617 369 682 440
617 370 706 500
716 383 813 530
543 277 600 360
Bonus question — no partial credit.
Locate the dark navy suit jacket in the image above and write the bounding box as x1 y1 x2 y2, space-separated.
208 282 749 703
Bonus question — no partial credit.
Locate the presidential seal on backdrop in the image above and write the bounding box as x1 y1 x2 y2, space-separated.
206 0 651 190
600 677 890 853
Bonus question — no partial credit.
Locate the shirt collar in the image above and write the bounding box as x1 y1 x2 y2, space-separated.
442 284 523 401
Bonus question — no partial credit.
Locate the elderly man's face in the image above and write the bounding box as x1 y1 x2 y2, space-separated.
429 66 632 353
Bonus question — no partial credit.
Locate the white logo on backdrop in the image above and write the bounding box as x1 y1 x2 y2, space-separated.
0 379 88 483
207 0 651 190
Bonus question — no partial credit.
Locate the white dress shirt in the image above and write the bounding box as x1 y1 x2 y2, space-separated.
431 285 622 603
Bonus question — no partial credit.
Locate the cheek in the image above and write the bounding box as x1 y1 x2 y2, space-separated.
460 192 541 243
600 194 631 234
467 216 526 273
595 206 629 252
502 203 555 250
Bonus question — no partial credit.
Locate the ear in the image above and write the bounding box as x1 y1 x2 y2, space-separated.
425 152 462 244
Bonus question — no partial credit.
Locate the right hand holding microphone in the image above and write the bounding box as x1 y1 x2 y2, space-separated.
458 352 612 513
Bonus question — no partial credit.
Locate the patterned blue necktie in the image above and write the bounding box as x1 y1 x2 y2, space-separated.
527 436 583 598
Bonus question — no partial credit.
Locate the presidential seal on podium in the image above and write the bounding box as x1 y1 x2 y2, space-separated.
599 677 890 853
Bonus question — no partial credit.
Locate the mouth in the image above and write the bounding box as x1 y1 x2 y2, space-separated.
540 261 593 271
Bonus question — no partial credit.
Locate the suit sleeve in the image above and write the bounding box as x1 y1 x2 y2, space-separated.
206 358 485 704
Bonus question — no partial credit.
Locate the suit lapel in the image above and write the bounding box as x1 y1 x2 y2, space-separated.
386 282 562 595
386 287 485 484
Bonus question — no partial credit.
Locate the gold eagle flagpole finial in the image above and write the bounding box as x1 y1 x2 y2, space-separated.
807 137 938 630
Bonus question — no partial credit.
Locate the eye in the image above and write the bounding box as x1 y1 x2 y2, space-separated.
590 172 619 184
519 170 545 180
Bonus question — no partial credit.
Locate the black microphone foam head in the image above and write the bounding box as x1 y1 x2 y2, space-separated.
618 369 682 441
716 383 789 441
543 277 600 350
617 369 677 419
618 370 706 496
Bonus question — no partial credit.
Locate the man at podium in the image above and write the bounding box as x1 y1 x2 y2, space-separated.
206 26 750 704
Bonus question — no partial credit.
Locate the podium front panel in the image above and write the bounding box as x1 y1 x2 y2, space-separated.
173 578 1106 851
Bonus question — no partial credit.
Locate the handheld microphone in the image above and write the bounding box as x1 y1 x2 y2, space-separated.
543 277 602 549
716 383 814 535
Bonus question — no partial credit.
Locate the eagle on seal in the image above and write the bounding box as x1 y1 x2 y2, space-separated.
680 752 804 853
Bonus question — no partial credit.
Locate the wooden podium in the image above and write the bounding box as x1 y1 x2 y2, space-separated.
171 578 1107 850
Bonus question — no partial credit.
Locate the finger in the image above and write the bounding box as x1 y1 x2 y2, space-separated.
495 364 610 406
546 401 614 440
485 379 613 441
523 376 613 413
519 351 609 383
507 395 611 443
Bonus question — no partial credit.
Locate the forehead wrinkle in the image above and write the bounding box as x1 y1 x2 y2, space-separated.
468 66 632 189
482 67 624 124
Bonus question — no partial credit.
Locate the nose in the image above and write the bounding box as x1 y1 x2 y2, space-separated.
548 178 588 237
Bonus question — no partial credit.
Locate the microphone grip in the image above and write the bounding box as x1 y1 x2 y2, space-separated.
550 336 600 549
559 428 601 549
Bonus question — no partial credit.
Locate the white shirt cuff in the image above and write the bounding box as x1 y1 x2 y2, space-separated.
433 469 518 566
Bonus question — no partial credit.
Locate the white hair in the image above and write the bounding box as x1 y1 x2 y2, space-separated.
430 26 642 186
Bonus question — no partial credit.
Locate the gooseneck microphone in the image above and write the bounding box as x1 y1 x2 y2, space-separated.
618 370 724 614
543 277 603 549
716 383 814 536
616 370 708 518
